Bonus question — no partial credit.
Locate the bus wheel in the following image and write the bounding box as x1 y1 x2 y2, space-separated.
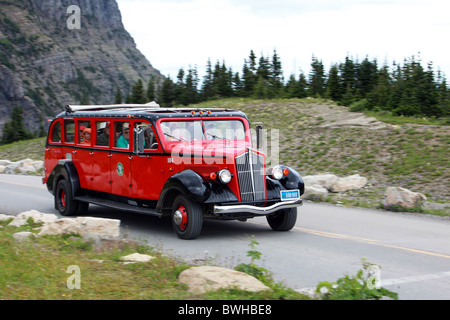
55 179 78 216
266 207 297 231
171 194 203 240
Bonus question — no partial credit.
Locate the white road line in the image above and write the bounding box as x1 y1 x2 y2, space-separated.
296 270 450 295
380 271 450 286
0 178 47 190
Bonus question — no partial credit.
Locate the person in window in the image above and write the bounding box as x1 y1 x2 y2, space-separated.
81 128 91 144
116 123 130 148
97 122 110 146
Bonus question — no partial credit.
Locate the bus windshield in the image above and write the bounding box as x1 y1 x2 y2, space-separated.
160 119 246 142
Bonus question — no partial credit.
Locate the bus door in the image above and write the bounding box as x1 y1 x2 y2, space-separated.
89 120 112 194
110 121 132 197
131 122 164 200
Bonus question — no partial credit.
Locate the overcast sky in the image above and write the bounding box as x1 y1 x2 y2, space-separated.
116 0 450 81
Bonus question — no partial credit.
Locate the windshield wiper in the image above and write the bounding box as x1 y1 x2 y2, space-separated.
164 132 187 141
206 132 229 141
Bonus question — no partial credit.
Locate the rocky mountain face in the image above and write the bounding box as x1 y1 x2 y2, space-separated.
0 0 162 133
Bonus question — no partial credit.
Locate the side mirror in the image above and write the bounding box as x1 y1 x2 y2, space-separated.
254 122 264 150
133 127 145 154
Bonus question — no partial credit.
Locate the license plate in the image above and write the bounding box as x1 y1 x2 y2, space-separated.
280 189 300 201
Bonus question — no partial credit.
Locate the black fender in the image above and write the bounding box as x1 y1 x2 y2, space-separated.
156 170 211 213
46 160 81 199
266 166 304 199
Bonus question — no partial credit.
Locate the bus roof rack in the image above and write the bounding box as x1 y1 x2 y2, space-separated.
65 101 160 113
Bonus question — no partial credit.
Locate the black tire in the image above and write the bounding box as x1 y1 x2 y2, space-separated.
266 207 297 231
171 194 203 240
55 179 79 216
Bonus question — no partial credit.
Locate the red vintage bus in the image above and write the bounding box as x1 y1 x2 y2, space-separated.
43 103 304 239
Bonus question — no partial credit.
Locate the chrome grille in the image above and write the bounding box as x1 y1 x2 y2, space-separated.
235 150 265 202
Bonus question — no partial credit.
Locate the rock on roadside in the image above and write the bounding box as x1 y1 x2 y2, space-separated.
383 187 427 210
178 266 271 294
0 159 44 175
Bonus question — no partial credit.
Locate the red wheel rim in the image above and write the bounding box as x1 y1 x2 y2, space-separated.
60 190 66 208
174 205 187 231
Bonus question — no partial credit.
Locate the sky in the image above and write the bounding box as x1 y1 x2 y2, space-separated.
116 0 450 81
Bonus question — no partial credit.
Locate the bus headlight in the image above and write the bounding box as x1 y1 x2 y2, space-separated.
218 169 232 184
269 166 284 180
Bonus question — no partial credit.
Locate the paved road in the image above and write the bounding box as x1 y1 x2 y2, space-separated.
1 174 450 300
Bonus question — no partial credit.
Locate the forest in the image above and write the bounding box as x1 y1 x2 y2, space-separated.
2 51 449 145
123 50 449 119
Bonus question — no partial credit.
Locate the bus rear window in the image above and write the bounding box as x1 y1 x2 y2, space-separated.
50 121 61 143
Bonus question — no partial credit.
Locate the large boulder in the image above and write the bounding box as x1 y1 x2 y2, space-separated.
383 187 427 209
38 216 121 238
303 185 329 200
8 210 58 227
178 266 271 294
303 174 338 190
329 174 368 193
303 173 367 193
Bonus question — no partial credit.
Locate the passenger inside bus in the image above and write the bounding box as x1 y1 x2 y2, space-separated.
116 122 130 148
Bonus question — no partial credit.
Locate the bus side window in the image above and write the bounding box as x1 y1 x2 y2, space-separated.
144 124 159 150
96 121 110 147
78 120 92 145
50 121 61 143
64 120 75 144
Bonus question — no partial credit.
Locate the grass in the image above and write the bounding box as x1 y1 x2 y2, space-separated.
0 218 311 300
0 137 46 161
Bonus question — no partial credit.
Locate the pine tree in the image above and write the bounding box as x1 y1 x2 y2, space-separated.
356 57 378 97
270 49 283 97
160 76 175 107
367 64 391 109
146 77 156 102
201 58 215 100
325 64 341 101
242 50 258 96
130 79 146 104
309 56 325 97
256 54 270 80
339 55 356 104
1 106 29 145
184 66 199 105
114 86 122 104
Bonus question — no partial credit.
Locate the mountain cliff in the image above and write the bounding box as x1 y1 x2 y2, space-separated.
0 0 162 133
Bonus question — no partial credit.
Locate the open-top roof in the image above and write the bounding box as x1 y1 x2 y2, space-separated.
58 102 246 121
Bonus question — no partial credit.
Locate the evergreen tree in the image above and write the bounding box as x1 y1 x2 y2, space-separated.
325 64 341 101
174 68 186 105
242 50 258 96
309 56 325 97
146 77 156 102
201 58 215 100
253 76 269 99
356 57 378 97
1 106 29 145
270 49 284 97
114 86 123 104
184 66 199 105
130 79 146 104
339 55 356 104
160 76 175 107
256 54 270 80
367 64 391 109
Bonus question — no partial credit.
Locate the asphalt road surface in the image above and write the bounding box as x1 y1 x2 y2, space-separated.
1 174 449 300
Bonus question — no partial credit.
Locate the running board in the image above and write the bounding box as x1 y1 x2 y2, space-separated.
75 195 162 217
